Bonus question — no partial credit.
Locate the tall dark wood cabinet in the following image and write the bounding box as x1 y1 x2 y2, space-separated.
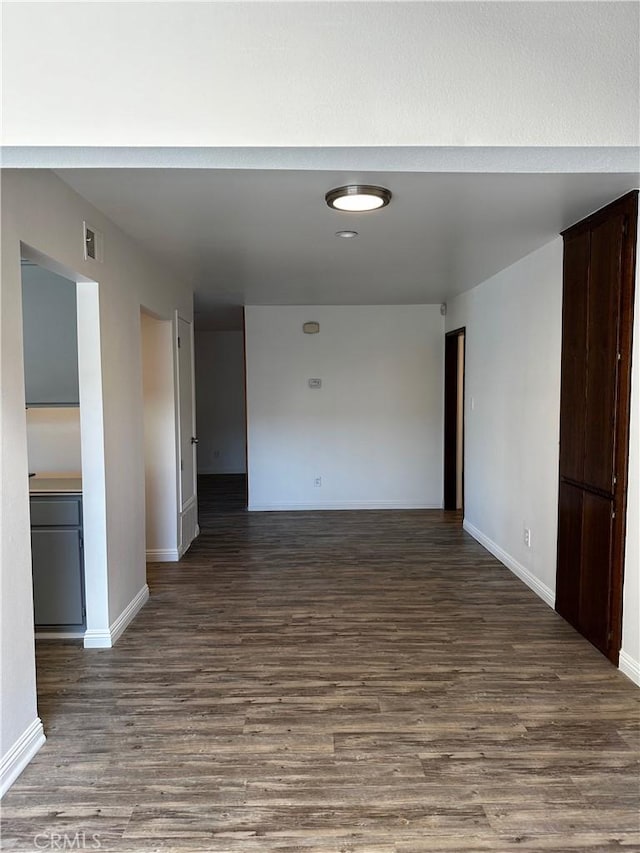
556 191 637 665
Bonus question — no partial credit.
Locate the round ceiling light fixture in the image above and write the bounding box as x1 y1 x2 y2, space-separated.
325 184 392 212
335 230 359 239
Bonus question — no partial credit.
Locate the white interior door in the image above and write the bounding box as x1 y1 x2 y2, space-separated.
177 317 197 535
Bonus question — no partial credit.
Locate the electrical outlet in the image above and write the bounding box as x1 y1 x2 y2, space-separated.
524 527 531 548
213 450 220 459
314 477 322 488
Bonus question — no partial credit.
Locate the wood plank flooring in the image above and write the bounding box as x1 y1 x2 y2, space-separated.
2 475 639 851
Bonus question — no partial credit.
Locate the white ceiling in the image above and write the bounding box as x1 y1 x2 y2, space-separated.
4 3 638 148
56 168 638 328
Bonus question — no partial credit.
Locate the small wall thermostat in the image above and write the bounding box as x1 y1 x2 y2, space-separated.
308 378 322 389
303 322 320 334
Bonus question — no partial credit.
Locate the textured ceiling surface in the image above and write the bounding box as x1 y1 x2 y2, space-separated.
56 168 639 327
4 2 639 148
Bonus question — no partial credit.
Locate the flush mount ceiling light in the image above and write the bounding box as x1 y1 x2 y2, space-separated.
325 184 392 212
335 230 359 239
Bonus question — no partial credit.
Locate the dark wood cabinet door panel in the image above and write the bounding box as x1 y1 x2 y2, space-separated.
555 190 637 667
583 212 624 494
558 229 589 483
579 492 614 655
555 482 583 628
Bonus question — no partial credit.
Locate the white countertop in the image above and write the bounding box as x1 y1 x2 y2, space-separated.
29 476 82 495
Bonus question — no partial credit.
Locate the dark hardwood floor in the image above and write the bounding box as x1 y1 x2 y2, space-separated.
2 476 639 851
197 474 247 518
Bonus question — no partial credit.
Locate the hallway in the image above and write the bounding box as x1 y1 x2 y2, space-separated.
2 498 639 851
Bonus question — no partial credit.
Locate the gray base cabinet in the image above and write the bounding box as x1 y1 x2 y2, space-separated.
30 495 85 631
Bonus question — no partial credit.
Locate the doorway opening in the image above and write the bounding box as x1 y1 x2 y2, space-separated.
444 327 466 513
140 309 179 562
20 244 107 652
19 242 108 747
21 258 86 640
194 308 248 523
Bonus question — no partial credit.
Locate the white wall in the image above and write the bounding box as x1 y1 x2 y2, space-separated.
2 3 638 148
1 169 192 795
245 305 443 510
447 235 640 684
26 408 81 475
620 222 640 685
195 331 246 475
141 313 179 560
446 239 563 605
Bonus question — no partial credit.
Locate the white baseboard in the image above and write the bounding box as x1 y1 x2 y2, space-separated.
83 627 112 648
463 519 555 609
35 631 84 640
146 548 180 562
619 650 640 686
0 718 46 798
110 584 149 644
83 584 149 649
249 501 442 512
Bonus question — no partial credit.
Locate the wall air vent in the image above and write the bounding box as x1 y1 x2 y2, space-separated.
83 222 104 263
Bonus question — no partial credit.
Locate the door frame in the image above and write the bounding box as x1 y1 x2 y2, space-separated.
140 307 179 562
444 326 466 512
